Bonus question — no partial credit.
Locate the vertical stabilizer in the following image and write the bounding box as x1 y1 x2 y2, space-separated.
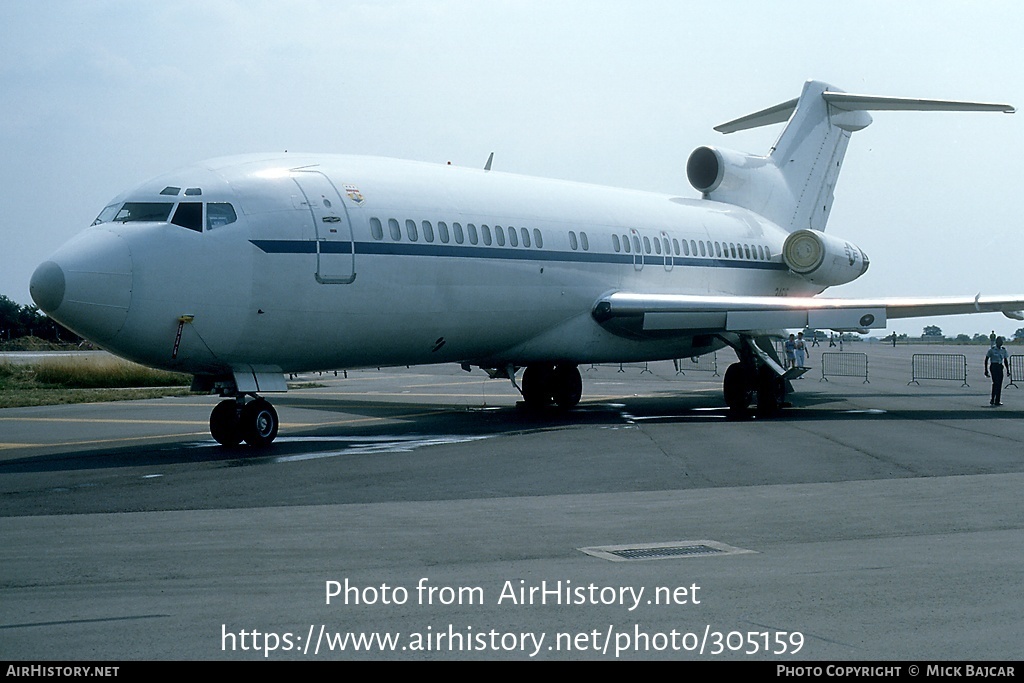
692 80 1014 233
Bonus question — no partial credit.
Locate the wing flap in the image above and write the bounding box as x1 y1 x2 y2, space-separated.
593 293 1024 332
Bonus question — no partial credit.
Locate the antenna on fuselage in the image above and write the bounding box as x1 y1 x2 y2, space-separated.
484 152 494 171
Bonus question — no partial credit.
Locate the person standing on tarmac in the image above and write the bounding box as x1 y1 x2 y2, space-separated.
985 337 1010 406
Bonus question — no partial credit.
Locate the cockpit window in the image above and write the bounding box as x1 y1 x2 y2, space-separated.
114 202 173 222
92 203 121 225
171 202 203 232
206 203 237 229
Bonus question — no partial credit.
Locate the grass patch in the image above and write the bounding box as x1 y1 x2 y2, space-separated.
0 356 194 408
32 356 190 389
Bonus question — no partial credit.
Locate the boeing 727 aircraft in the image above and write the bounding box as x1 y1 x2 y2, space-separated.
30 80 1023 447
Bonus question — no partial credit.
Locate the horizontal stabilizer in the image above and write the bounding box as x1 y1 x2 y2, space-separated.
823 92 1015 114
714 98 798 133
714 88 1014 134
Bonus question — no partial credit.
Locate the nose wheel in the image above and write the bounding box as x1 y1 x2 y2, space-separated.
210 397 279 447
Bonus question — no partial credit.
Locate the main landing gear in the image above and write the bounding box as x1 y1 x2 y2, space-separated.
209 396 279 447
520 364 583 409
723 362 786 414
722 335 788 416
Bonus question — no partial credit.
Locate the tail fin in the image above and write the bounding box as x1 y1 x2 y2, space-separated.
692 79 1014 233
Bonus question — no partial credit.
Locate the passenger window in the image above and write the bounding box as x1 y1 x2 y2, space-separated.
422 220 434 242
612 234 621 252
654 238 662 255
533 228 543 248
623 234 631 253
730 244 737 259
521 227 530 248
632 235 641 253
682 239 690 256
569 231 578 250
438 221 450 243
206 203 237 229
715 242 722 257
765 246 772 260
406 219 418 241
482 224 492 245
580 232 589 250
453 222 465 244
468 223 479 245
643 236 651 254
508 227 518 247
744 244 751 259
699 241 706 257
171 202 203 232
757 244 765 260
388 219 401 240
370 217 384 240
672 238 680 256
690 239 697 256
495 226 505 246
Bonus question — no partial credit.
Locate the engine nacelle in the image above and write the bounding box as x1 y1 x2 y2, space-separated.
687 146 791 221
782 229 870 287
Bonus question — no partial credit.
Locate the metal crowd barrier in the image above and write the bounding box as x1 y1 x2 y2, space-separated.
820 352 869 383
1007 355 1023 388
586 361 652 374
674 352 720 376
908 354 969 387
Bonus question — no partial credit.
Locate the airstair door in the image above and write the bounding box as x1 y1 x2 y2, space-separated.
291 169 356 284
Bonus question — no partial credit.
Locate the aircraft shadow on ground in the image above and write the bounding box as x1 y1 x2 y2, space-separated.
1 391 1020 475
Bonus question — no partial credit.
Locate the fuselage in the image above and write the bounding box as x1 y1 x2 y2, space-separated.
32 153 822 378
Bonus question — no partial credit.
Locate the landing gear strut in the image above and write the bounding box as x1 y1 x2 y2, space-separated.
210 396 279 447
521 364 582 409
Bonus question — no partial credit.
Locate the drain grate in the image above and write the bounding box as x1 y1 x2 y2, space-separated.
579 540 756 562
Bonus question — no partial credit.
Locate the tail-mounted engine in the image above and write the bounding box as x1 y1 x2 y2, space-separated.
686 146 789 220
782 229 869 287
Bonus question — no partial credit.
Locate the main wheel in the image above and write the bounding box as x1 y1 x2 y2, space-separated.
551 364 582 409
210 399 242 447
723 363 755 411
240 398 279 447
756 366 785 415
521 365 554 407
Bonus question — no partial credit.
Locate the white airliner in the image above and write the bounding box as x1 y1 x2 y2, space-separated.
30 80 1023 447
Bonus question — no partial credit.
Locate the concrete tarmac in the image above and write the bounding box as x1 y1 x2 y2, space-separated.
1 343 1021 661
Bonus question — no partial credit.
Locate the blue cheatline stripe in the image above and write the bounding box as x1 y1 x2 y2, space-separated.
249 239 788 271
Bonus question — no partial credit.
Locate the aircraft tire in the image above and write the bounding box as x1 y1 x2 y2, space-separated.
240 398 279 447
723 363 754 411
210 400 242 447
521 365 554 406
551 364 582 409
756 366 784 415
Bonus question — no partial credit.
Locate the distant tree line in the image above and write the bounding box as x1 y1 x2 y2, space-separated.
0 294 80 343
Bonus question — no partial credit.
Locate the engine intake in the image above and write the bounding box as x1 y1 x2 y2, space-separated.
687 146 789 221
783 229 869 287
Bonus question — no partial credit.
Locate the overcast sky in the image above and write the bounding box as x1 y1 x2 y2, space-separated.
2 0 1022 337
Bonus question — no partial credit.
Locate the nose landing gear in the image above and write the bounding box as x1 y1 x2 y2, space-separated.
209 396 279 447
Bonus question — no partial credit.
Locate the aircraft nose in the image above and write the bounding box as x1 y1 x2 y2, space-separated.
30 230 133 343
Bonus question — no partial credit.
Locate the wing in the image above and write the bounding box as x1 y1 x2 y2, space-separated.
592 293 1024 333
